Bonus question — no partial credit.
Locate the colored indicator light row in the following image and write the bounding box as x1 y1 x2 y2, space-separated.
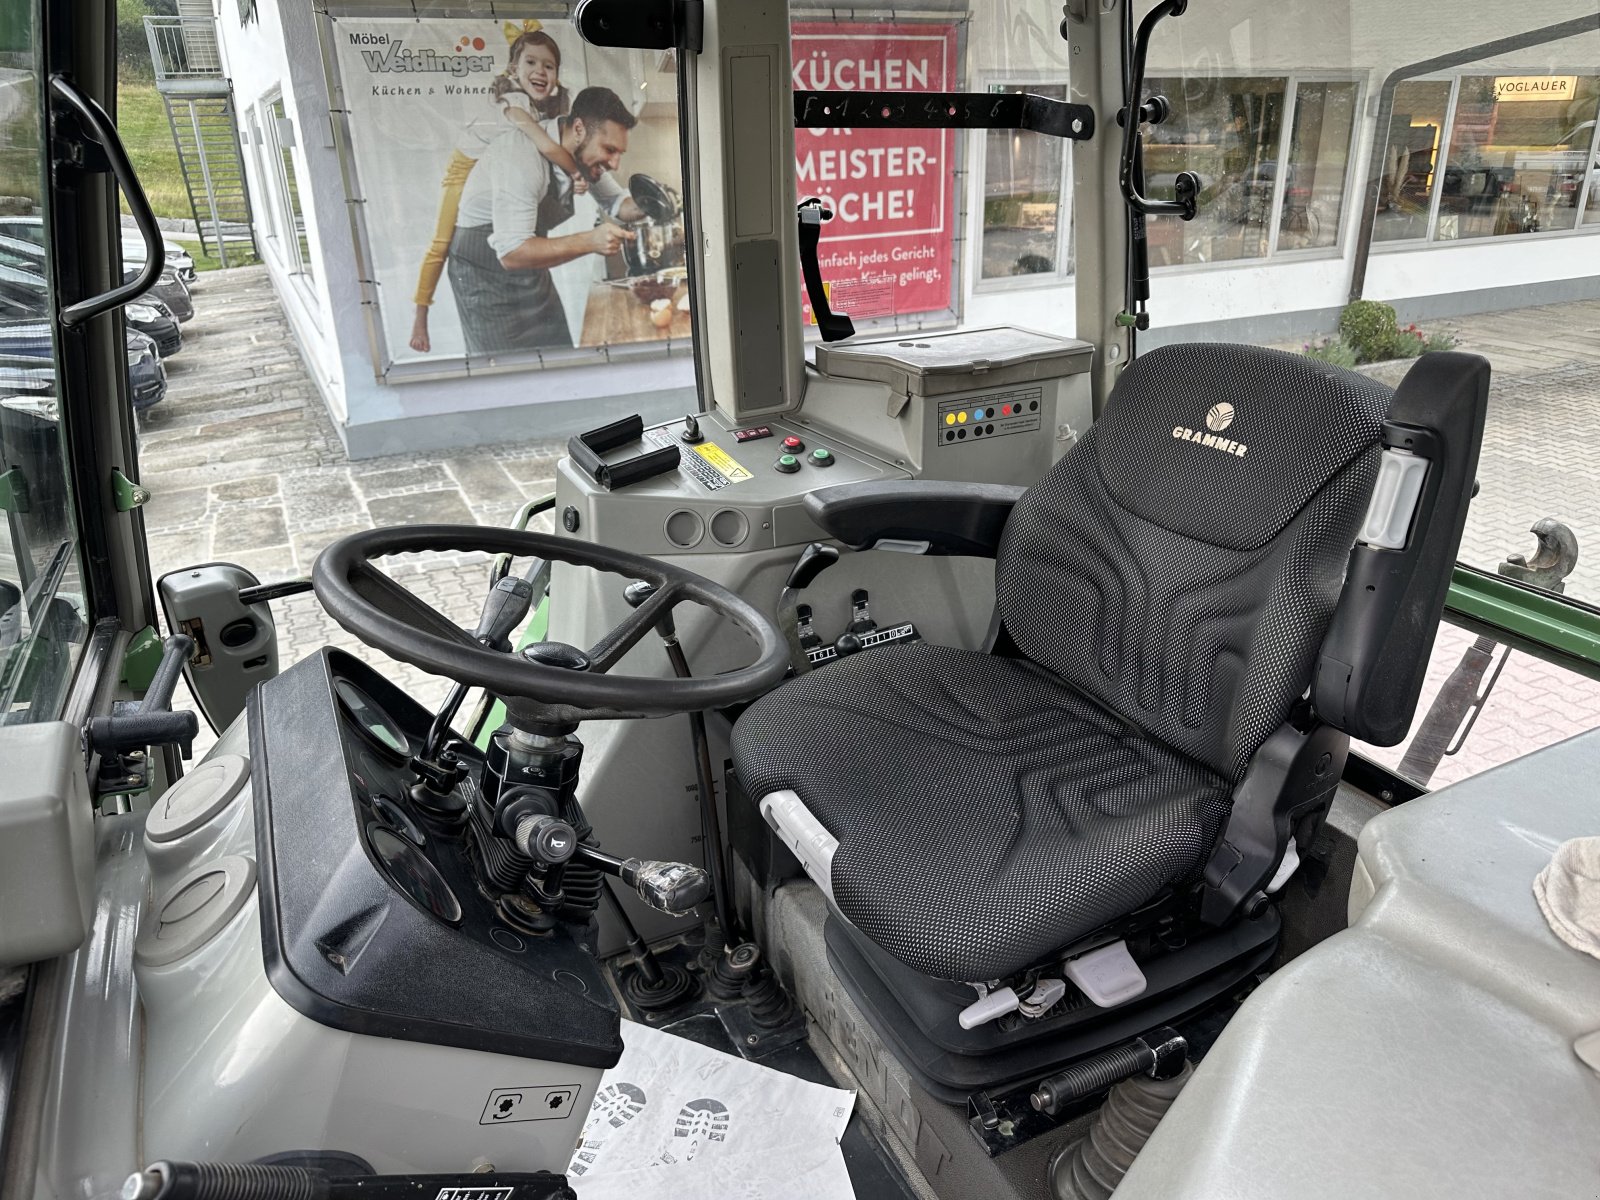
943 399 1042 427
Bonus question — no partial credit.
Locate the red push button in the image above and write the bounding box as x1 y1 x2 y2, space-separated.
782 435 805 452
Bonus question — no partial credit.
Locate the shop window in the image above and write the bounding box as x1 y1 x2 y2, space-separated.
1276 81 1357 252
265 95 314 281
247 107 278 244
1373 79 1453 244
1142 76 1287 266
1436 74 1600 241
978 82 1071 283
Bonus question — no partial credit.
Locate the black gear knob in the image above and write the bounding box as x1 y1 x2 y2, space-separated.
623 580 676 638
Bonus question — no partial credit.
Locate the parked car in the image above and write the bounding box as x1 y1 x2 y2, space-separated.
0 228 193 324
0 214 199 284
124 329 167 409
136 265 195 323
0 301 167 413
125 297 182 357
122 234 197 285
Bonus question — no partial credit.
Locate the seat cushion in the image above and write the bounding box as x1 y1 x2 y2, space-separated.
731 642 1233 982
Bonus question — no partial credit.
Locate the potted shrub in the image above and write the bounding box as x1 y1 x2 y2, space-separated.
1301 299 1457 383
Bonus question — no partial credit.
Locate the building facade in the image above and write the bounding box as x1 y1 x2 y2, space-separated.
212 0 1600 457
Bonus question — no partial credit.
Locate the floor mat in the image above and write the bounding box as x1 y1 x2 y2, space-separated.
569 1019 857 1199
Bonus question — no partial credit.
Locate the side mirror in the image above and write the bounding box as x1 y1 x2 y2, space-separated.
157 562 281 731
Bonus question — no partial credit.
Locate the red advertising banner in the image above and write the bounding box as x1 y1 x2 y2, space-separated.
792 22 959 322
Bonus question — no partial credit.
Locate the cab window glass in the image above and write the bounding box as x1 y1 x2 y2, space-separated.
1139 10 1600 792
1373 79 1453 243
1436 74 1600 241
1277 81 1357 252
979 82 1072 282
0 0 90 724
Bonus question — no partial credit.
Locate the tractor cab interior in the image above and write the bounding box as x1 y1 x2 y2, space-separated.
3 2 1599 1200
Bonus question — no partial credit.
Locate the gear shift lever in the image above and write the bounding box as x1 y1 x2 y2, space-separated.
510 808 709 915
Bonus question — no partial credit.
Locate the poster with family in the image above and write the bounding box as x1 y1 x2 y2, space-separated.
333 18 689 366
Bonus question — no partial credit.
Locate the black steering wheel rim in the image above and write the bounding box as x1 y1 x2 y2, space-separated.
313 525 790 722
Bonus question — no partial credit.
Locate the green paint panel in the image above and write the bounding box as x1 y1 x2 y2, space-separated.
120 625 165 692
1447 567 1600 667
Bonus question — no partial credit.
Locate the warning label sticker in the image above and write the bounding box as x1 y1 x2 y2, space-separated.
692 443 753 484
641 429 754 491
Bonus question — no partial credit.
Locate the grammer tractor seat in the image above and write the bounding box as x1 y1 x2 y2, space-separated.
730 343 1488 1097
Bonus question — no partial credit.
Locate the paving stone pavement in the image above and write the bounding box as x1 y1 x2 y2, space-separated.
139 266 1600 781
137 266 562 756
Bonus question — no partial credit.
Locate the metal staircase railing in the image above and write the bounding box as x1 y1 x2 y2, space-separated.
143 16 257 268
144 15 223 86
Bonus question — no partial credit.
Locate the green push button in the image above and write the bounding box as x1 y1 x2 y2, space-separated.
811 448 835 467
775 454 801 474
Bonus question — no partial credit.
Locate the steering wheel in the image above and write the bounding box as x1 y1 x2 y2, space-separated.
313 526 790 724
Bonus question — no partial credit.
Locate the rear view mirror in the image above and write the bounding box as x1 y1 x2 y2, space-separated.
157 562 281 731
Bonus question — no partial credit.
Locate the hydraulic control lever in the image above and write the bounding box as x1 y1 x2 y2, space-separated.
88 634 201 795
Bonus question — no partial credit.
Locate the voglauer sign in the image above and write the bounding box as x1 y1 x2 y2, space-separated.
333 18 686 369
792 22 959 322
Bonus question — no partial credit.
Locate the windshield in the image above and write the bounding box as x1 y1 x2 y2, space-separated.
0 0 89 724
114 0 1600 786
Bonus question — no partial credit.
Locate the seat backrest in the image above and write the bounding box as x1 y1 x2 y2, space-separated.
994 343 1391 780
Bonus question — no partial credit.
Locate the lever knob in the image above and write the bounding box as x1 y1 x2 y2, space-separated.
623 580 675 637
514 814 579 866
619 858 710 915
521 641 592 671
785 542 840 590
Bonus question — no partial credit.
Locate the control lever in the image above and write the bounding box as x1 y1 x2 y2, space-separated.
623 579 675 637
834 588 920 658
785 541 841 590
87 635 201 793
421 570 542 764
567 841 708 915
501 790 705 914
777 542 841 672
795 603 822 653
622 580 737 935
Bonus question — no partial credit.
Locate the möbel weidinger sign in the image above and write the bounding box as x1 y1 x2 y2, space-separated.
792 22 958 322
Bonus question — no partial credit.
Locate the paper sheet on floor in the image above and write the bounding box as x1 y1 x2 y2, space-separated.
569 1019 857 1200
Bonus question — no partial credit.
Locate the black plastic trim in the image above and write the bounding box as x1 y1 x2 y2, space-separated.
802 480 1025 556
249 653 623 1069
1314 353 1489 745
825 911 1275 1103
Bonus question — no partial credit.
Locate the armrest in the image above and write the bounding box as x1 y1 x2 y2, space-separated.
802 480 1026 557
1314 352 1489 745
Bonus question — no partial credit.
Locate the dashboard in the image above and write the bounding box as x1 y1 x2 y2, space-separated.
248 648 622 1068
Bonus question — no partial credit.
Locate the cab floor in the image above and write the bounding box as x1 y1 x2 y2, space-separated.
640 1009 920 1199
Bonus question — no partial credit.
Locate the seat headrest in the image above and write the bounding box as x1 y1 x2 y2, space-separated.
1096 344 1393 551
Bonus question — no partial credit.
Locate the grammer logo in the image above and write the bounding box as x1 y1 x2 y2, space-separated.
1173 402 1247 457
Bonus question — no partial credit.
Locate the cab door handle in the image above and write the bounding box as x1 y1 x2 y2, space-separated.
48 73 165 327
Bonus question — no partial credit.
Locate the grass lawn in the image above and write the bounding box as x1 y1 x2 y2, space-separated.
116 78 191 222
116 77 258 270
